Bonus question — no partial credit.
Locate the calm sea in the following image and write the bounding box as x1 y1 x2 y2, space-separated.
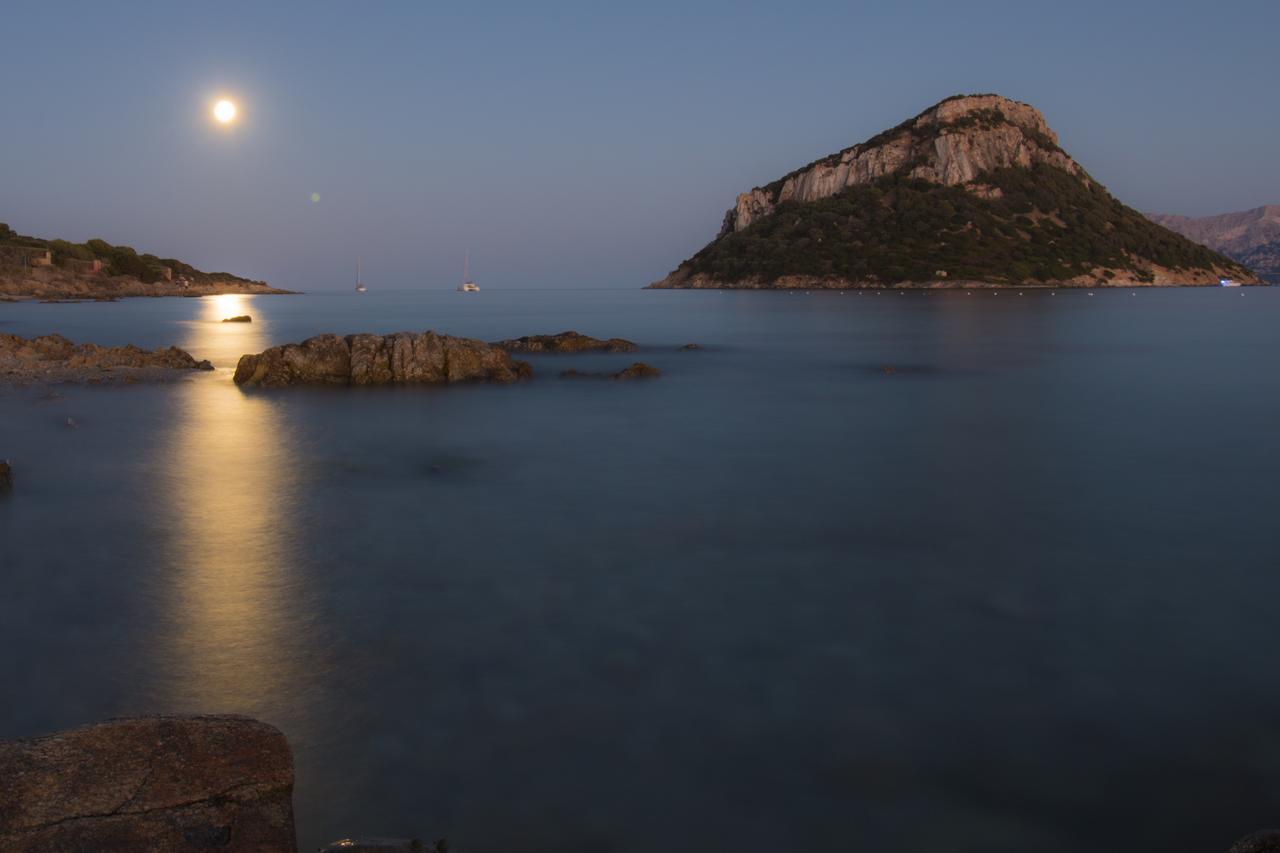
2 288 1279 853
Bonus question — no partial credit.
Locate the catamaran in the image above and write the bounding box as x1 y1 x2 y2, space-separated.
355 257 367 293
458 251 479 292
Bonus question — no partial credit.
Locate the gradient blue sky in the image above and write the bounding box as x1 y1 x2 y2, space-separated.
3 0 1277 290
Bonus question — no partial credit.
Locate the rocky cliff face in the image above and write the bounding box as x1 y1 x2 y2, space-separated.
1148 206 1280 277
652 93 1256 288
725 95 1082 233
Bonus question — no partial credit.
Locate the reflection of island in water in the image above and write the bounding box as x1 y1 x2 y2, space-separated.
153 294 319 721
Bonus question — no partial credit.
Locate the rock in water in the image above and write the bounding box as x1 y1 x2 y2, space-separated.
234 331 532 387
0 715 296 853
222 315 253 323
0 333 213 383
649 93 1255 288
612 362 661 380
558 362 662 381
492 330 638 353
0 460 11 490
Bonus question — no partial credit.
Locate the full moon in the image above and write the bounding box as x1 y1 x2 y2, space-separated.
213 99 237 123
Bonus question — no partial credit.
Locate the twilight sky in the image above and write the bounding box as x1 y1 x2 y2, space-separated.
2 0 1277 290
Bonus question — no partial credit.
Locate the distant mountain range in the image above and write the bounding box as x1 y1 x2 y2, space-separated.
1147 206 1280 281
651 94 1254 289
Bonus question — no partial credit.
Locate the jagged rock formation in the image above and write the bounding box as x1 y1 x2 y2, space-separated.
651 94 1255 288
0 333 213 383
234 331 532 387
0 715 296 853
492 330 638 353
1148 206 1280 279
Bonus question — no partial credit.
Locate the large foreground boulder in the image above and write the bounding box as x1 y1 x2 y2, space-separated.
0 715 296 853
492 330 637 353
234 332 532 387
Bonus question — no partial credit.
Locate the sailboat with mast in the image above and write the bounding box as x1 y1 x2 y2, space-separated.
355 256 367 293
458 250 479 292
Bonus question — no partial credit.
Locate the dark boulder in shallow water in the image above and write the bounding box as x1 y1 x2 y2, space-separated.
234 331 532 387
0 715 296 853
612 362 661 380
492 330 638 353
559 362 662 381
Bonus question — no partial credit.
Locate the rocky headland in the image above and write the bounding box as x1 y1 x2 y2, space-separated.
650 94 1255 289
0 333 213 384
234 331 532 387
0 223 292 300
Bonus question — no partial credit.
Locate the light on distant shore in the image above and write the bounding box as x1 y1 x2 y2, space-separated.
213 99 238 124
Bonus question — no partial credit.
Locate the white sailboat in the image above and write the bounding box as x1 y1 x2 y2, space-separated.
355 256 367 293
459 250 479 292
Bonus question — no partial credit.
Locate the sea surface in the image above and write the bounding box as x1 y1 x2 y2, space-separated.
2 287 1279 853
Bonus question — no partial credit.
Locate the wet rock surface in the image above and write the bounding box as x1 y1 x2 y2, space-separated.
0 715 296 853
234 331 532 387
492 330 638 353
0 333 213 384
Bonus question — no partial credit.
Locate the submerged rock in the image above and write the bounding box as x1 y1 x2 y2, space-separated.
612 362 661 380
0 715 296 853
0 460 11 490
234 331 532 387
559 362 662 381
0 333 213 384
492 330 638 353
222 315 252 323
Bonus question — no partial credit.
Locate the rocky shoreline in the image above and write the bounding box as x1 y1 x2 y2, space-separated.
0 715 1273 852
649 268 1257 290
0 333 213 385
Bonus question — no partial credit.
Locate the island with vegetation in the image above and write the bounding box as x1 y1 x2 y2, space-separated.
650 95 1257 289
0 223 292 300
